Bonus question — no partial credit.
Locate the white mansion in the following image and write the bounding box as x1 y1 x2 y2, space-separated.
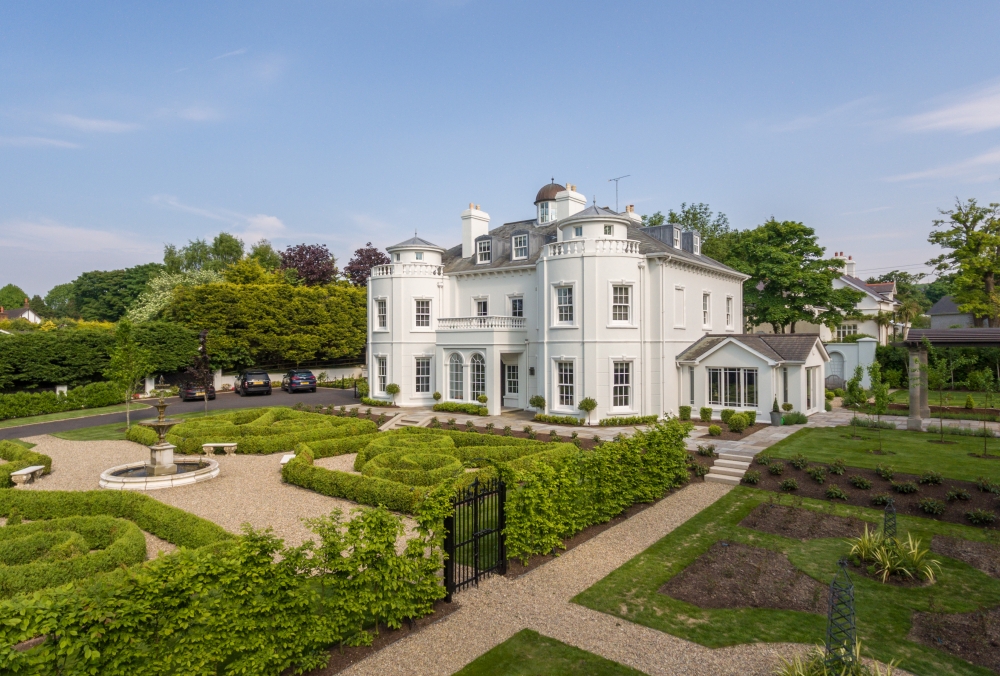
367 182 829 422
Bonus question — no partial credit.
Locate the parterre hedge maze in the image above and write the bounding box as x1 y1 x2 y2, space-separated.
126 407 377 453
0 490 233 599
283 427 577 513
0 440 52 487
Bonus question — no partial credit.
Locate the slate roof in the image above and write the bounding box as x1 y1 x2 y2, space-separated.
676 333 825 364
840 275 899 305
928 295 963 315
440 213 746 277
901 328 1000 347
386 235 443 250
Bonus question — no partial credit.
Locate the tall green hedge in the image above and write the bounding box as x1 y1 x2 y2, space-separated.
0 382 124 421
0 441 52 487
0 322 197 391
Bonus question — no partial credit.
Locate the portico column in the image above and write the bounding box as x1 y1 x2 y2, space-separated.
488 349 502 416
907 348 930 430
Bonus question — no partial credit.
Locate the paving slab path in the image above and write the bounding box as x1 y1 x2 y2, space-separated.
340 482 816 676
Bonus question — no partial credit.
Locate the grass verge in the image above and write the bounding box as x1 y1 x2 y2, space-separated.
453 629 647 676
766 426 1000 482
49 409 232 442
573 487 1000 676
0 403 151 430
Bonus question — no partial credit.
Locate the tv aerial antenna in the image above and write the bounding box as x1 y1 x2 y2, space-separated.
608 174 630 212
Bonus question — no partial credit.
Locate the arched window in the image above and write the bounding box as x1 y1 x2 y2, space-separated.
470 354 486 401
449 354 464 400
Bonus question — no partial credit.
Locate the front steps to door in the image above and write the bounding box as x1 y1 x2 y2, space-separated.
704 452 752 486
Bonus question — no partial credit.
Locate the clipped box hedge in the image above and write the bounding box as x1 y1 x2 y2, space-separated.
432 402 488 415
598 414 660 427
0 381 124 422
0 441 52 488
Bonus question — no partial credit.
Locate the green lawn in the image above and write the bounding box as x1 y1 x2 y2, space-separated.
0 403 151 430
766 426 1000 482
574 487 1000 676
453 629 647 676
889 389 998 408
49 409 230 442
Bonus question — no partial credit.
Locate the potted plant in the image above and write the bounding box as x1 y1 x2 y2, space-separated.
578 397 597 425
385 382 400 405
770 397 783 426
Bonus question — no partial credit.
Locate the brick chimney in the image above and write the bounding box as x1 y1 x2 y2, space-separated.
23 297 29 307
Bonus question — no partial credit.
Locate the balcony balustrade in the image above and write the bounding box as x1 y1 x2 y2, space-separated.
437 316 526 330
371 263 444 278
545 238 641 258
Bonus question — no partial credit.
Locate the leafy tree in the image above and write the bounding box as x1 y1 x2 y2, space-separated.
71 263 164 322
163 232 245 273
248 239 282 270
280 243 338 286
923 273 956 306
104 318 153 428
0 284 28 311
640 211 665 227
28 295 50 317
127 269 224 322
927 198 1000 327
843 365 865 426
967 367 996 457
920 338 976 443
641 203 739 262
43 283 78 318
185 330 213 413
734 219 864 333
163 280 367 370
867 270 929 311
344 242 391 287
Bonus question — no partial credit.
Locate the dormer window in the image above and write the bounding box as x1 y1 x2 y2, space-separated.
694 234 701 255
539 202 553 223
672 229 680 248
415 251 423 261
512 233 528 260
574 226 583 238
477 238 492 263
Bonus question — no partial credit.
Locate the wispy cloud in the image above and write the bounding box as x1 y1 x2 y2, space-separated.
50 114 141 133
769 98 874 132
150 195 286 243
0 136 79 148
899 82 1000 134
0 219 156 254
212 48 247 61
885 146 1000 182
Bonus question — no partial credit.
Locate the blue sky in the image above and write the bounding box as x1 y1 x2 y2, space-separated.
3 1 1000 295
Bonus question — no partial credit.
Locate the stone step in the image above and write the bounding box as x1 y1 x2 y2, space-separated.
709 465 746 478
705 473 741 486
715 459 751 470
718 452 756 462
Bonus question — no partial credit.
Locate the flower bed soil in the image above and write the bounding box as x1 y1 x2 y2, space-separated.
739 503 868 540
908 606 1000 674
659 541 829 613
748 463 999 530
690 421 770 441
932 536 1000 580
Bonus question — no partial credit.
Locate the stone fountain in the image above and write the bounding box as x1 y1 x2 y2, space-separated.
100 397 220 490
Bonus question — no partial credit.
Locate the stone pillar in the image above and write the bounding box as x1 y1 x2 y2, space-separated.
488 349 502 416
907 348 930 430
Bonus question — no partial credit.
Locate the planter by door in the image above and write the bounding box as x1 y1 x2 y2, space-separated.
770 411 783 426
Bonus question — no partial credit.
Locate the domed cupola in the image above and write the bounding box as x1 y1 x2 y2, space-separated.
535 180 565 224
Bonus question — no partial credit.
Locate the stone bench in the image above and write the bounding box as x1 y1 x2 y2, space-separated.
10 465 46 487
202 443 238 456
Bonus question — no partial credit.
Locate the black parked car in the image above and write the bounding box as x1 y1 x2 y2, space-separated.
281 369 317 393
179 383 216 402
235 370 272 396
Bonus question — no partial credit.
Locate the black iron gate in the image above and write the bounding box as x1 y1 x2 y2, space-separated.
443 477 506 601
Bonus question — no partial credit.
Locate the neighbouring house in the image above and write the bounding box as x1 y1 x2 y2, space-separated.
927 295 976 329
753 253 900 345
366 181 829 422
0 299 42 325
824 337 877 389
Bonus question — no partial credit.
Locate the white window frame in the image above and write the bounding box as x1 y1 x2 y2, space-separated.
539 202 551 223
603 224 613 236
673 286 686 328
477 239 491 264
554 360 575 409
473 297 488 317
449 354 464 401
673 228 680 248
573 226 583 238
611 360 633 410
693 234 701 255
509 295 523 318
553 284 575 326
512 234 528 260
414 298 431 329
505 363 519 394
702 292 711 328
414 357 431 394
415 251 423 261
707 367 758 408
375 298 387 330
393 253 400 262
470 353 486 401
726 296 734 330
377 357 387 394
836 324 858 340
609 282 633 326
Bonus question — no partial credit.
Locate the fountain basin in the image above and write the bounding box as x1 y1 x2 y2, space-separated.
100 458 220 490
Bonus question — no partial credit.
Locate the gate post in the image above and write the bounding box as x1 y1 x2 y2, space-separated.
498 479 507 575
443 511 455 603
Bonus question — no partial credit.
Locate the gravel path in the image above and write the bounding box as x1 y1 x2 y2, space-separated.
19 434 380 548
316 453 360 474
340 482 817 676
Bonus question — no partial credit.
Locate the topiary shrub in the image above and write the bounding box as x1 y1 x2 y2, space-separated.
744 410 757 426
781 402 794 412
965 394 975 409
720 409 735 424
727 413 749 434
529 395 546 409
699 407 712 422
825 390 835 401
678 405 691 421
708 425 722 436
